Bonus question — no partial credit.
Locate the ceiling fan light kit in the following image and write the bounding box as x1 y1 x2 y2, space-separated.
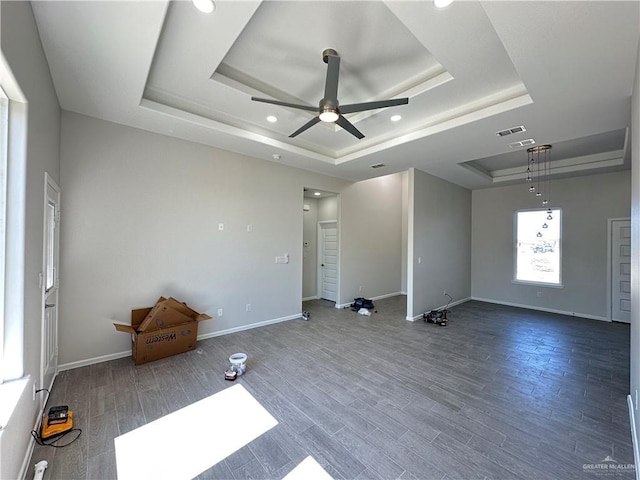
251 48 408 139
192 0 215 14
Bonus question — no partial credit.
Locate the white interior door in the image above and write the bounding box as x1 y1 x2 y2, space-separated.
611 218 631 323
41 174 60 392
318 222 338 302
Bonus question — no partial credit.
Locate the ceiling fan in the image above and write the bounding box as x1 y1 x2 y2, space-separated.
251 49 409 139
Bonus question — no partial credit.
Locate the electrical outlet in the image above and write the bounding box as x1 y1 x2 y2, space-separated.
443 291 447 296
218 223 224 231
217 308 223 317
246 303 252 312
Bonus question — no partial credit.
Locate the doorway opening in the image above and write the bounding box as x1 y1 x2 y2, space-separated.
41 173 60 396
302 188 339 306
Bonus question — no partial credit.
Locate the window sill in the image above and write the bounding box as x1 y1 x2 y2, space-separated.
512 280 564 289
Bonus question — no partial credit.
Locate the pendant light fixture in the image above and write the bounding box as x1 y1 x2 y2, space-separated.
526 145 553 238
526 145 552 205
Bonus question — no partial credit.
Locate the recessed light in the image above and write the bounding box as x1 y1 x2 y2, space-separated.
266 115 277 123
313 192 321 196
192 0 215 13
390 115 402 122
434 0 454 8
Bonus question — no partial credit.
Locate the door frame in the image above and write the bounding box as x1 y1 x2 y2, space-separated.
317 220 339 302
607 217 631 322
40 173 60 396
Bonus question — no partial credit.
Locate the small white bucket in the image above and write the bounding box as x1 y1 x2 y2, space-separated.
229 352 248 375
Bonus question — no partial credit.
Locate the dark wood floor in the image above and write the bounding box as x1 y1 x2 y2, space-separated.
30 297 635 479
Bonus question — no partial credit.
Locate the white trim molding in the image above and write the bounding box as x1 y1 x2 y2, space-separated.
628 395 640 480
336 291 404 310
58 313 302 371
472 297 608 322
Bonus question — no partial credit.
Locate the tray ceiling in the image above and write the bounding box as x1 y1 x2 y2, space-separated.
31 1 639 188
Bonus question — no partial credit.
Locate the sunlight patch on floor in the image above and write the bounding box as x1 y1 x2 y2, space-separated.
283 456 333 480
114 384 278 480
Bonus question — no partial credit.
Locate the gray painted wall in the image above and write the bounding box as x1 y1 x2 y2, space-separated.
401 171 409 294
1 2 61 478
318 195 338 222
408 168 472 319
340 173 404 303
59 111 353 365
472 171 631 319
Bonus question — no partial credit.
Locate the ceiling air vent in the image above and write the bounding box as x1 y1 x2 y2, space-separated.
496 125 526 137
508 138 535 148
370 163 386 169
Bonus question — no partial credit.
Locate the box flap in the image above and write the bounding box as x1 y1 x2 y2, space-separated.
114 323 136 334
163 298 212 321
162 297 203 318
138 302 192 332
131 308 152 329
138 297 212 332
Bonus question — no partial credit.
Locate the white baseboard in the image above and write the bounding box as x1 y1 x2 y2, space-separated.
406 297 471 322
20 407 43 480
336 291 405 309
197 313 300 340
471 297 609 322
59 313 303 371
58 350 131 372
628 395 640 480
302 296 319 302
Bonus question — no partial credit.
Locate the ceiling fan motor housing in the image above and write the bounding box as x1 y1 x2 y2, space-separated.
322 48 338 64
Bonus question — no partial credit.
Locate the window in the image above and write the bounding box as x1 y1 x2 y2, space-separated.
0 64 27 383
0 86 7 382
515 208 562 286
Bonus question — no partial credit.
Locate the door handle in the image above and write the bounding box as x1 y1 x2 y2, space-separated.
45 303 56 308
321 264 325 267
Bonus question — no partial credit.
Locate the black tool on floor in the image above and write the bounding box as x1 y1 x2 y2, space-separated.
31 389 82 447
423 293 452 326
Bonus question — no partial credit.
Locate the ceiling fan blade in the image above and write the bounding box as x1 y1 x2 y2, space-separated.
335 115 364 139
323 54 340 104
340 97 409 114
289 116 321 137
251 97 317 113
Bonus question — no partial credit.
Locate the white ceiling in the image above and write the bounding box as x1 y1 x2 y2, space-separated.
31 0 639 189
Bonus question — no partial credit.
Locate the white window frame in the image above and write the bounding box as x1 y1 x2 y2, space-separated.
0 53 28 384
0 86 7 383
513 208 563 288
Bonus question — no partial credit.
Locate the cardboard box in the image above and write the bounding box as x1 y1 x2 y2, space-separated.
114 297 212 365
138 296 206 332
